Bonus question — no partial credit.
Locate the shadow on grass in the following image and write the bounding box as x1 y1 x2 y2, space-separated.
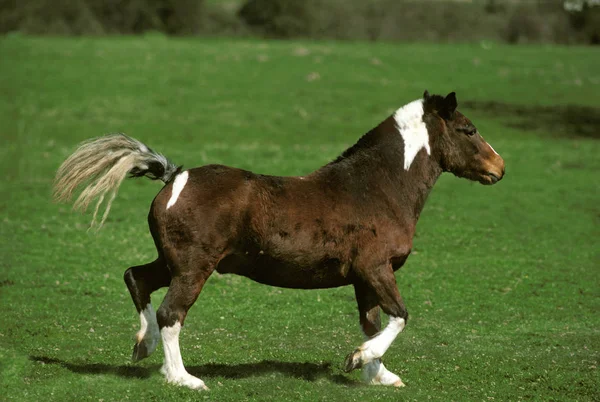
29 355 156 379
462 100 600 140
29 355 359 385
188 361 358 386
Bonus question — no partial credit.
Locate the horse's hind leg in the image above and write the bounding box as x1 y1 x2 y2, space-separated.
353 282 405 387
124 258 171 362
156 250 216 391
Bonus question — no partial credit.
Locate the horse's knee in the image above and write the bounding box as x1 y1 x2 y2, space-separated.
157 303 187 329
157 305 175 329
381 302 408 322
360 317 380 337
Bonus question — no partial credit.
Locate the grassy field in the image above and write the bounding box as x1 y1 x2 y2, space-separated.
0 35 598 401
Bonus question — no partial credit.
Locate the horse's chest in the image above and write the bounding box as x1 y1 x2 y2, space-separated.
390 252 411 271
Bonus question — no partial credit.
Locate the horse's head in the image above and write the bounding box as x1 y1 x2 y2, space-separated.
423 91 505 185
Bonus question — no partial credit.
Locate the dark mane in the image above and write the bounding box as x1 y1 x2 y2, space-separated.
328 128 379 165
329 95 432 167
423 94 446 113
423 92 457 120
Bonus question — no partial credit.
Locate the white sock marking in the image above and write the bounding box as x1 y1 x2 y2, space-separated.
136 304 160 352
360 317 406 362
161 323 186 379
166 171 188 210
363 359 404 386
393 99 430 170
161 322 208 390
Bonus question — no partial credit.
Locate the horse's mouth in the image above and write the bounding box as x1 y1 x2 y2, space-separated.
481 172 502 185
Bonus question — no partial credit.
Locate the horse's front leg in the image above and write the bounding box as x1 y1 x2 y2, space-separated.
345 264 407 387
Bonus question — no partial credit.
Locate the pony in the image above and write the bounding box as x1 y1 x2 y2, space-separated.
54 91 505 390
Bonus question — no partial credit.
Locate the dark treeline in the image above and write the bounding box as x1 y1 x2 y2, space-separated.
0 0 598 44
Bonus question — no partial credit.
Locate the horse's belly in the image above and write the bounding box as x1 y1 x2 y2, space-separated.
216 252 352 289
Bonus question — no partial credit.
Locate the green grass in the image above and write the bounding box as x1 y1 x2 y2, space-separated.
0 36 599 401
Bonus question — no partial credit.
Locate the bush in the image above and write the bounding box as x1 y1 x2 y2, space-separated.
198 4 248 36
505 7 543 44
0 0 597 45
0 0 205 35
566 2 600 44
237 0 320 38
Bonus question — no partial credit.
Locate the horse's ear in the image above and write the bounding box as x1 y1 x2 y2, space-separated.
423 90 430 100
444 92 458 114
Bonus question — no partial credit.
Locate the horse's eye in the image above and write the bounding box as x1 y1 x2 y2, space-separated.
464 126 476 136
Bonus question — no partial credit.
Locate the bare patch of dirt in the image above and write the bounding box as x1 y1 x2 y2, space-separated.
463 101 600 139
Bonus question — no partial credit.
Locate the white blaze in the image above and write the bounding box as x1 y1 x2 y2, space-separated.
166 171 189 210
393 99 430 170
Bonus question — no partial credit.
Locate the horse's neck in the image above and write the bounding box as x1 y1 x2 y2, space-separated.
394 148 443 222
321 116 442 223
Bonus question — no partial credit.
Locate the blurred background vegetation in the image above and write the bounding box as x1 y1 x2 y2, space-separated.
0 0 598 44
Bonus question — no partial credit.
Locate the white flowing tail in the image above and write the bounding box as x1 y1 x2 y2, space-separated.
53 134 179 228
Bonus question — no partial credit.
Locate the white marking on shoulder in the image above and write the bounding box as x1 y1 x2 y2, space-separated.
393 99 430 170
166 171 189 210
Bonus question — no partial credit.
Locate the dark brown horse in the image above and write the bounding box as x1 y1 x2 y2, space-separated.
54 91 504 390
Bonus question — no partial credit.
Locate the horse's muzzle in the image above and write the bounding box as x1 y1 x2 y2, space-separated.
482 154 505 185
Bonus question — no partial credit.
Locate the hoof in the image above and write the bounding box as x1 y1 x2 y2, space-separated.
165 371 209 391
343 349 364 372
132 332 159 362
169 378 209 391
132 341 150 362
362 359 405 387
